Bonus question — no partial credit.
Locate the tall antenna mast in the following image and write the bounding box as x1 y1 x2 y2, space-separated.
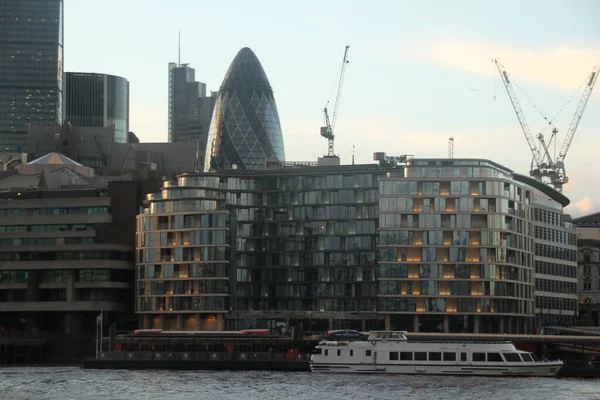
448 137 454 159
178 30 181 67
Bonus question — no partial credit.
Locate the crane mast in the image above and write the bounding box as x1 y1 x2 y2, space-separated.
493 59 599 192
321 45 350 157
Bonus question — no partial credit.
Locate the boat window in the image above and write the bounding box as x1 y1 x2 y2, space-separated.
389 352 399 361
400 352 413 361
325 350 328 356
366 350 372 357
350 350 354 356
503 353 521 362
443 352 456 361
429 352 442 361
312 348 322 355
415 352 427 361
460 353 467 362
473 353 485 362
487 353 503 362
529 353 537 361
521 353 533 362
337 350 341 356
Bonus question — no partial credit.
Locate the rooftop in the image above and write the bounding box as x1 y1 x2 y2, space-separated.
28 152 82 166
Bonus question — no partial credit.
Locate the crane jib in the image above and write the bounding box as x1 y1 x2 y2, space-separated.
492 59 599 193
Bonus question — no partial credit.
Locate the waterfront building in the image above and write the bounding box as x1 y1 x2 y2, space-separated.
205 47 285 171
65 72 130 143
0 0 64 152
378 159 540 333
573 212 600 326
136 175 232 331
0 154 127 334
0 152 160 337
531 188 578 328
136 157 575 333
136 164 382 331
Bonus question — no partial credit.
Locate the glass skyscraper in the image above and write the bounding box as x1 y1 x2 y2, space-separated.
0 0 64 151
205 47 285 171
168 62 215 166
65 72 130 143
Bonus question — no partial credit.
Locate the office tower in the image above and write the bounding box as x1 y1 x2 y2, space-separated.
168 62 215 165
0 0 64 152
65 72 130 143
205 47 285 171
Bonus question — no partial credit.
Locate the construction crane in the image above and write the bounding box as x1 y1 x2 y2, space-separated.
321 45 350 157
493 59 599 192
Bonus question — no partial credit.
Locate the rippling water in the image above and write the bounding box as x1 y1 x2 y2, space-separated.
0 367 598 400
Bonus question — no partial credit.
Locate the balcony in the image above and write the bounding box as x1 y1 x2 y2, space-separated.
0 301 127 312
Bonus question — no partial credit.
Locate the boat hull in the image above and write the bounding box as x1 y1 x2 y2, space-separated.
310 361 563 377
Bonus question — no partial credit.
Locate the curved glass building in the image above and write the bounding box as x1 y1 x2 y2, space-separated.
136 177 231 330
65 72 129 143
205 47 285 171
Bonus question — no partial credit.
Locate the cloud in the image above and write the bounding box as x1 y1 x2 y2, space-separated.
417 39 600 91
570 196 600 217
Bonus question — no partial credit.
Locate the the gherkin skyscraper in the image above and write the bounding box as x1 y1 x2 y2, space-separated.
204 47 285 171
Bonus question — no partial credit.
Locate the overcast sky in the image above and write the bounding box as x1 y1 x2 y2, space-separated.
64 0 600 216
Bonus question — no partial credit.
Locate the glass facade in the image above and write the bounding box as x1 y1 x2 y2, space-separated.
205 47 285 171
136 159 576 333
136 182 231 331
65 73 129 143
532 206 578 327
378 160 536 333
0 0 64 151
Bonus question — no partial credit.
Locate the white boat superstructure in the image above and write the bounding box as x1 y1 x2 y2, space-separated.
310 331 563 377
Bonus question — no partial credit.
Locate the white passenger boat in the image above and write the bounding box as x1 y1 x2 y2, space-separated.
310 331 563 377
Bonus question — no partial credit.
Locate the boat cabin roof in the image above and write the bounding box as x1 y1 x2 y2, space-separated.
368 331 408 340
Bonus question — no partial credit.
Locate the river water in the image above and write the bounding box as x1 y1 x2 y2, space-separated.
0 367 598 400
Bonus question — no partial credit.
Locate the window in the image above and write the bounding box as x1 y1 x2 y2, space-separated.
521 353 533 362
429 352 442 361
473 353 485 362
325 350 328 356
337 350 341 356
350 350 354 356
503 353 521 362
461 353 467 362
312 348 322 355
443 352 456 361
389 352 399 361
487 353 503 362
366 350 372 357
415 352 427 361
400 352 413 361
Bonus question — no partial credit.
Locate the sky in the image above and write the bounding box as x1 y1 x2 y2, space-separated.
64 0 600 216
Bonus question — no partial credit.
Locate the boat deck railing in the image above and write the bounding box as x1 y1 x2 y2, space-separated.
96 351 310 362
